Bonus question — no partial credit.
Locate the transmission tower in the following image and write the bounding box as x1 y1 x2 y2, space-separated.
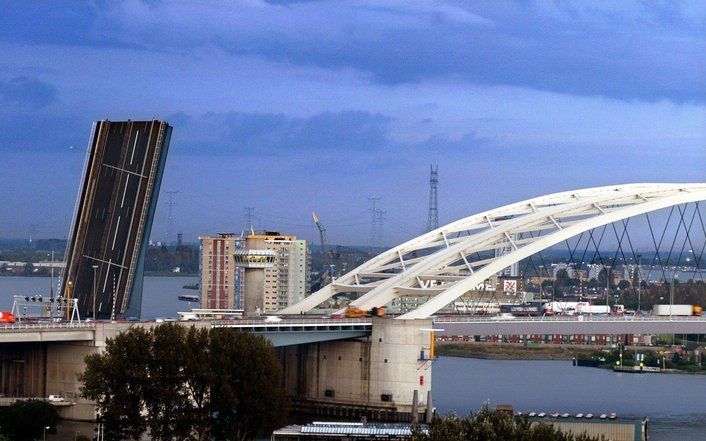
427 164 439 232
244 207 255 233
367 196 382 251
376 209 386 248
165 190 178 245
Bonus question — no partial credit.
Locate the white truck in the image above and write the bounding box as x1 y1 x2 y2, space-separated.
652 304 696 316
545 301 611 315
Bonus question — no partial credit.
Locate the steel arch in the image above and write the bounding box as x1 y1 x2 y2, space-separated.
278 183 706 319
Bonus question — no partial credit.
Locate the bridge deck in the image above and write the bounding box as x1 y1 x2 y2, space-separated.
435 315 706 335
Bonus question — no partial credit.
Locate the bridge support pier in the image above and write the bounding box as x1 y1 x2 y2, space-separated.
282 317 434 421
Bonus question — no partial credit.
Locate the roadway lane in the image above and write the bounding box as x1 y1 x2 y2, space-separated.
62 121 171 319
435 315 706 335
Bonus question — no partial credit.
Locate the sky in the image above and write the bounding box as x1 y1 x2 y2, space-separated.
0 0 705 247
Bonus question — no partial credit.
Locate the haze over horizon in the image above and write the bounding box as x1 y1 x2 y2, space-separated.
1 1 704 247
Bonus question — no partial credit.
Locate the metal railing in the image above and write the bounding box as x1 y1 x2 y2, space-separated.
212 318 371 327
0 322 96 332
434 315 706 323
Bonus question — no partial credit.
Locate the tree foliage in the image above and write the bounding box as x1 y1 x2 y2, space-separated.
412 405 603 441
80 324 288 440
0 399 59 441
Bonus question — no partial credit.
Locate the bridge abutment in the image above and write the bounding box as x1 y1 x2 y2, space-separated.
282 318 433 421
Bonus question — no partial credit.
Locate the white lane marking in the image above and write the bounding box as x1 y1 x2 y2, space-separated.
102 259 112 293
120 175 130 208
130 131 139 165
111 216 121 250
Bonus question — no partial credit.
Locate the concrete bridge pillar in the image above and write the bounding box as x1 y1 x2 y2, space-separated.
283 317 434 421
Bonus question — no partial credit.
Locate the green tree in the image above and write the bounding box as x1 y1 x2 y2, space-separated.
597 268 614 289
80 324 288 441
412 405 602 441
0 399 58 441
80 327 153 440
146 324 191 441
209 329 288 441
22 262 34 276
618 280 631 290
181 326 212 441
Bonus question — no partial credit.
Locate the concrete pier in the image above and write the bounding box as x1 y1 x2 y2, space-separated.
282 317 433 421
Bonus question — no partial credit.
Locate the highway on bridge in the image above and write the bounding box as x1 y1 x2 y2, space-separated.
2 316 705 345
434 315 706 336
0 318 373 347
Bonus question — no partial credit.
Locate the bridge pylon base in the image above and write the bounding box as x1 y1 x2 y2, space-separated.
282 317 433 422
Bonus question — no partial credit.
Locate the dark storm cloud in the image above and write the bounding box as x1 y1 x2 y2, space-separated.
170 110 393 155
3 1 699 103
0 112 85 152
0 76 57 109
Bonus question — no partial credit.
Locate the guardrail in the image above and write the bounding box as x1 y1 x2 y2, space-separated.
434 315 706 323
212 318 371 327
0 322 96 332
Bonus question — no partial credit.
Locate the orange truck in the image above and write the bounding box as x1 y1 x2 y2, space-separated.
344 306 386 318
0 311 16 324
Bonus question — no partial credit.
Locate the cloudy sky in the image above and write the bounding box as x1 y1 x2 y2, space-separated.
1 1 704 247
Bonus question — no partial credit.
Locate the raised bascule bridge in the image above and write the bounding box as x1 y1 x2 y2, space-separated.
3 178 706 420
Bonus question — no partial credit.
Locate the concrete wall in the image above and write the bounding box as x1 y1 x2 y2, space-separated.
45 342 99 420
283 318 433 419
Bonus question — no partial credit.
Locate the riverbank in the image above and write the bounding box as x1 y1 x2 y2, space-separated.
436 341 605 360
436 342 706 375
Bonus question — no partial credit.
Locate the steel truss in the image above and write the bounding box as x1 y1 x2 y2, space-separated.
278 184 706 319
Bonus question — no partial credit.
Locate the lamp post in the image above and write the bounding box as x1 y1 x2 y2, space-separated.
43 426 50 441
605 266 611 311
92 265 99 319
637 254 642 312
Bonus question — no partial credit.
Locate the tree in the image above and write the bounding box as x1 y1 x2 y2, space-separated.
209 329 288 441
412 405 602 441
80 327 153 440
618 280 631 290
22 262 34 276
0 399 58 441
80 324 288 441
597 268 614 289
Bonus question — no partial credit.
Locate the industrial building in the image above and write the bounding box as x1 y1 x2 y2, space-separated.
235 232 309 315
199 233 244 309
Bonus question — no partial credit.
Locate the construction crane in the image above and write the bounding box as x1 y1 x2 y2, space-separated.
312 212 333 275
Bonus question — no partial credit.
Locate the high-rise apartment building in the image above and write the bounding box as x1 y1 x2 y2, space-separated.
199 233 244 310
235 232 309 315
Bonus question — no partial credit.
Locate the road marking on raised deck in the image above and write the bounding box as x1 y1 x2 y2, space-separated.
111 216 121 250
130 131 139 165
120 175 130 208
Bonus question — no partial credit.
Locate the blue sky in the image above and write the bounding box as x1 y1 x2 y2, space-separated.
0 1 704 247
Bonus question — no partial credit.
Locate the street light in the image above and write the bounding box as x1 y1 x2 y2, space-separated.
43 426 50 441
92 265 99 319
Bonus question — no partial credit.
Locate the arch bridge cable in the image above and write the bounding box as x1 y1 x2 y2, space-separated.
277 184 706 319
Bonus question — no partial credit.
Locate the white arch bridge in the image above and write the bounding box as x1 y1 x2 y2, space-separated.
280 183 706 320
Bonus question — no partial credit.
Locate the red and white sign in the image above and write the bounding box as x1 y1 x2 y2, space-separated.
503 280 517 293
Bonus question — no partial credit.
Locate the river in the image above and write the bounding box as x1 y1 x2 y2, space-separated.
0 275 197 319
1 276 705 440
434 357 706 440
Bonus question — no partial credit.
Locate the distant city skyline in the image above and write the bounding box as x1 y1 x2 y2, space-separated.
1 2 704 247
